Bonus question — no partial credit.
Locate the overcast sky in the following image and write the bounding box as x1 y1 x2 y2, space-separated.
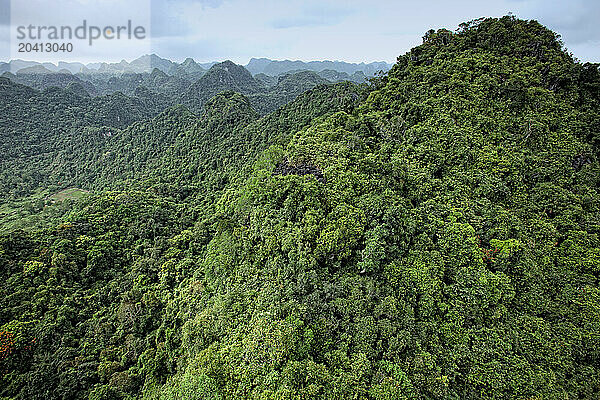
0 0 598 64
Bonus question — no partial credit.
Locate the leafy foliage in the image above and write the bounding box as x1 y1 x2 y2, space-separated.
1 16 599 400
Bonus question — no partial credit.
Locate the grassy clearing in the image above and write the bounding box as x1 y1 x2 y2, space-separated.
0 188 90 232
48 187 90 202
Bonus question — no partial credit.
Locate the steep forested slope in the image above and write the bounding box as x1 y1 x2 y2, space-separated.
0 80 364 400
0 78 170 199
76 69 192 99
181 61 264 113
249 71 330 114
150 17 600 399
0 69 351 211
181 61 336 115
1 16 599 400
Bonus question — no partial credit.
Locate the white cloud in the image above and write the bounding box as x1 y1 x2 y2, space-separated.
1 0 597 63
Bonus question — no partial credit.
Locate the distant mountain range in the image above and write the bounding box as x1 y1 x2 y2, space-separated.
245 57 391 76
0 55 386 115
0 54 392 77
0 57 368 116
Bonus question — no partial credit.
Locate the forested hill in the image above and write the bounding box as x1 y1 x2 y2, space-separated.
0 62 356 212
1 16 600 400
0 77 170 199
0 73 363 230
180 61 334 114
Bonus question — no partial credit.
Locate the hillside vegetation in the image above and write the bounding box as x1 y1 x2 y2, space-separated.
0 16 599 400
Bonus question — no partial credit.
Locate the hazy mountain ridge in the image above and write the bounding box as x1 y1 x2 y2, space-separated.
246 57 392 76
0 54 391 77
1 68 99 95
1 56 377 101
0 58 354 115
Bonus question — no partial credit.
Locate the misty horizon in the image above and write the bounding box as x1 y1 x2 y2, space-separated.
0 54 394 68
2 0 599 65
